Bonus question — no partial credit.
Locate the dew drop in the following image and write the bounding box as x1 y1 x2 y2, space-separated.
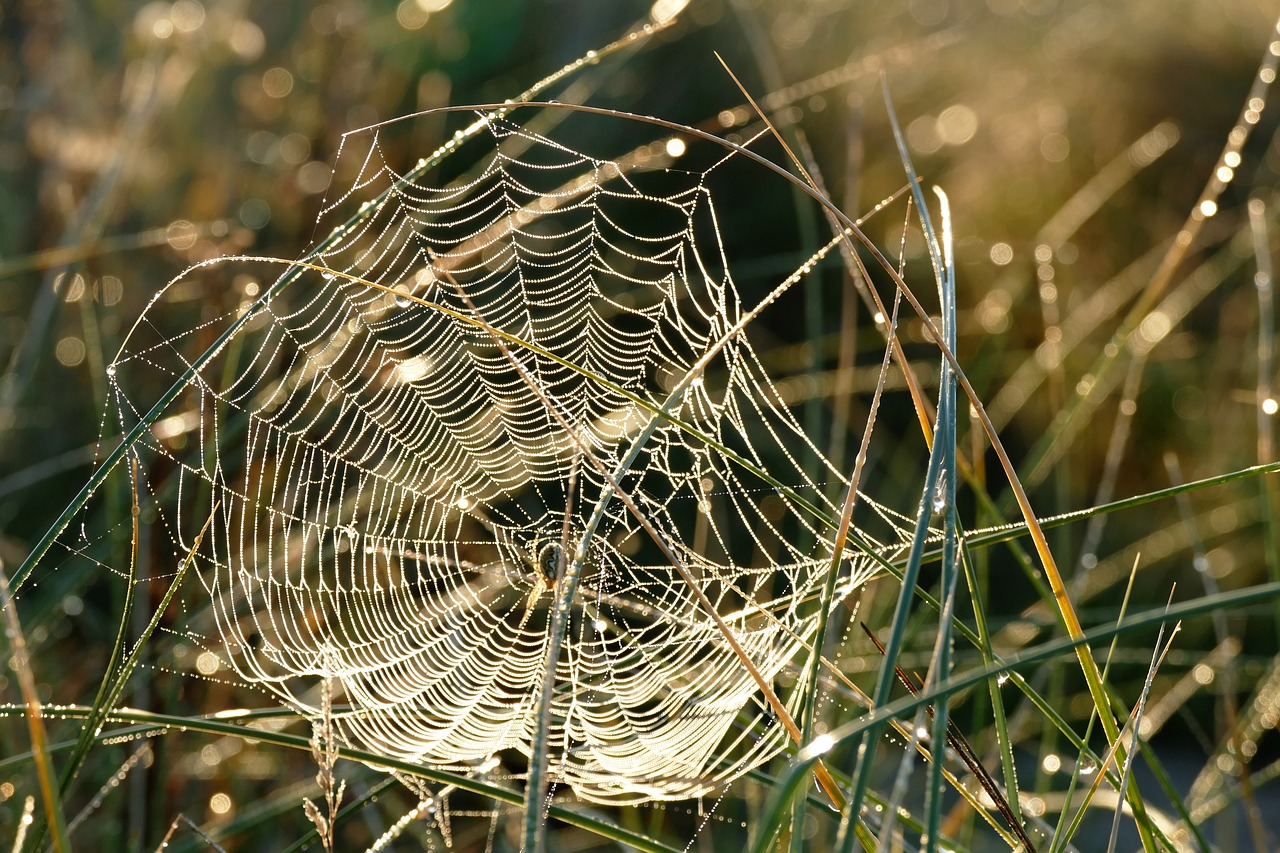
105 365 117 377
931 468 949 514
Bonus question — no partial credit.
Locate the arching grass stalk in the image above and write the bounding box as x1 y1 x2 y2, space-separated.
711 51 942 852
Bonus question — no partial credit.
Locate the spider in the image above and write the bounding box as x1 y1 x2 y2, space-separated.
524 539 565 611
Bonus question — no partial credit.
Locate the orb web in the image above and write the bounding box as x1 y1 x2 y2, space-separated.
103 112 892 804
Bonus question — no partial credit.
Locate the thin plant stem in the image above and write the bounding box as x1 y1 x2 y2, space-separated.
1249 197 1280 640
0 561 70 853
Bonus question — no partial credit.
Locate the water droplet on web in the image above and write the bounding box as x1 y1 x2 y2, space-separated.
105 365 117 377
395 294 411 308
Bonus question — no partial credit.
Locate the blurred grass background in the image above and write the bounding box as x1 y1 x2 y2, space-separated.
2 0 1280 850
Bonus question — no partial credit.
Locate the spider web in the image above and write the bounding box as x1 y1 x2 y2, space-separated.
103 112 900 805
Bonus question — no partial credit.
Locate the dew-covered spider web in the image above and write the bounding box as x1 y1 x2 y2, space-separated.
100 111 909 805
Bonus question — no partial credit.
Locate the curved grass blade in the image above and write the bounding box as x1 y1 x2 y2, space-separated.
0 563 69 853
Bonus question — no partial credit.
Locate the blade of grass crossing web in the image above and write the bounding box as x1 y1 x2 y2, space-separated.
56 458 138 793
834 80 951 853
429 265 845 848
924 186 960 853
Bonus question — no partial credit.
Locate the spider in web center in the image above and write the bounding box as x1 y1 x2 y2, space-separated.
523 539 567 611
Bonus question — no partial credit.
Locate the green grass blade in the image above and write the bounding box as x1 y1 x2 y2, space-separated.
759 581 1280 851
